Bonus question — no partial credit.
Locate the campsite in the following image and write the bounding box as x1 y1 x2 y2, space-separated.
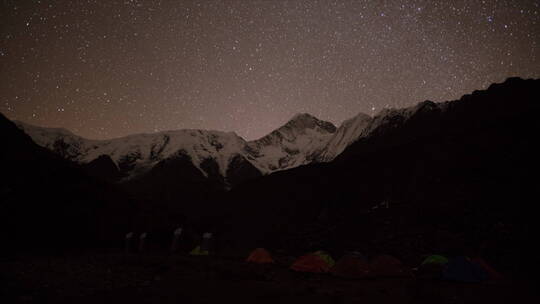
2 247 536 303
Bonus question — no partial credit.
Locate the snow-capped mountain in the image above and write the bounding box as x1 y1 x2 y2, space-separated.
14 113 342 185
15 101 451 187
312 112 372 162
15 122 254 184
246 113 337 172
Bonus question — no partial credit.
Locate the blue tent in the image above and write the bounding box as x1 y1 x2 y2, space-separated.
442 256 489 283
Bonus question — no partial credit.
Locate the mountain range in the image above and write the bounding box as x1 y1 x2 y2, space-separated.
14 99 440 188
3 77 540 278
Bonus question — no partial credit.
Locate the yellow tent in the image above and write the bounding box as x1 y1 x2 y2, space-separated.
190 246 209 256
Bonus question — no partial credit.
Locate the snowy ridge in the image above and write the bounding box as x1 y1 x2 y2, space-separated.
314 112 372 161
16 121 249 180
14 122 97 161
312 101 447 161
15 100 447 185
15 113 342 182
354 100 443 140
246 113 337 172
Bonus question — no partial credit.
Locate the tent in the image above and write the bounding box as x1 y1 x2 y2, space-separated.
370 254 411 277
471 258 503 280
290 254 332 273
189 245 209 256
422 255 449 266
246 248 274 264
331 255 371 279
442 256 489 283
313 251 335 268
418 255 449 279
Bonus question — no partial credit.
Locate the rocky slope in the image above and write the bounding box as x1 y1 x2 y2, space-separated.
0 113 133 249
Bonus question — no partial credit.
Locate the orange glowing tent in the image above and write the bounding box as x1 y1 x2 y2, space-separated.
246 248 274 264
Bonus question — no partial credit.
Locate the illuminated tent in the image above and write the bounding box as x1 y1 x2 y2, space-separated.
246 248 274 264
313 250 335 268
418 255 449 279
189 245 209 256
290 253 333 273
421 255 449 266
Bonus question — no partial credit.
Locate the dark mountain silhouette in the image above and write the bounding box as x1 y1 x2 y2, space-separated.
0 113 134 250
82 154 122 182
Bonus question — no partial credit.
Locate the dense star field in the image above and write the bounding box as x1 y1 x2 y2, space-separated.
1 0 539 140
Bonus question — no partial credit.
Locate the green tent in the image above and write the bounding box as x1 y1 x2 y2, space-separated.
190 246 209 256
313 250 335 267
421 255 448 265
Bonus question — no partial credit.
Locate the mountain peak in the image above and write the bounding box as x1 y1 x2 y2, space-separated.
284 113 337 134
289 112 318 122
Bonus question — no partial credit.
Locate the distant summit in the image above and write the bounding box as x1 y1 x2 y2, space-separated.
285 113 337 134
245 113 337 172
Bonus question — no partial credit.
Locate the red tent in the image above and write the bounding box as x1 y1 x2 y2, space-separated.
246 248 274 264
370 254 411 277
471 258 503 280
290 254 331 273
331 256 371 279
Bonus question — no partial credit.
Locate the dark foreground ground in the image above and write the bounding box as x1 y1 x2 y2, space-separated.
1 251 537 304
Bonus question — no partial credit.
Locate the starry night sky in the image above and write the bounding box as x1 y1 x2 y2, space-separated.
1 0 539 140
